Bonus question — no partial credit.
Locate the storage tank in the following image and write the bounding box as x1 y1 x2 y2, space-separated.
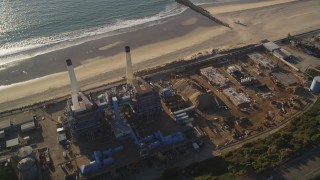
113 146 124 152
171 132 185 143
103 157 114 166
143 135 155 143
17 158 38 180
150 141 161 149
94 151 102 165
102 149 113 157
17 146 34 159
163 136 174 145
80 161 101 175
163 88 170 97
310 76 320 93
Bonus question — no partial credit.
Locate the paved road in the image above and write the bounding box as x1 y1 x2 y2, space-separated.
260 145 320 180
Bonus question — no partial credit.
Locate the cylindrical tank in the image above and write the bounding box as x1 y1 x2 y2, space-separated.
102 149 113 157
171 132 185 143
113 146 124 152
163 88 170 97
17 146 34 159
143 135 155 143
80 161 101 175
94 151 102 165
310 76 320 93
17 158 38 180
150 141 161 150
164 135 174 145
103 157 114 166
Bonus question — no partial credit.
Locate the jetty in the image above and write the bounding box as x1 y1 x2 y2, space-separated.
175 0 230 28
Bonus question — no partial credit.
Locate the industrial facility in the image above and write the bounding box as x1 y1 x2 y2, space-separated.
200 66 229 88
131 78 161 120
226 65 255 86
64 59 104 141
123 46 162 120
0 33 317 180
247 52 277 69
263 40 299 71
223 87 251 108
9 146 49 180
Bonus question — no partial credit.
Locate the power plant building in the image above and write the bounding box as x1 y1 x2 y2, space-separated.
17 158 39 180
131 78 161 119
64 59 103 140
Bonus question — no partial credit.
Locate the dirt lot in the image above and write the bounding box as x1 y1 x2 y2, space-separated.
165 50 315 148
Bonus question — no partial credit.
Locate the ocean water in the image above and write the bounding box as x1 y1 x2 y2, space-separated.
0 0 230 66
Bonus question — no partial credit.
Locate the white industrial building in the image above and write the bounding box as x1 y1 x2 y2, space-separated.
21 121 36 133
247 52 276 69
263 41 299 71
200 67 229 88
223 88 250 108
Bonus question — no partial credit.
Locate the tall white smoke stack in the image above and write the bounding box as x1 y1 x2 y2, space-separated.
66 59 80 94
125 46 134 84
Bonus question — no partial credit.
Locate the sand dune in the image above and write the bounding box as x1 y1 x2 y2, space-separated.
0 0 320 111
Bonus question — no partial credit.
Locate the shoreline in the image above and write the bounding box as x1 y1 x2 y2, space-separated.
0 0 320 111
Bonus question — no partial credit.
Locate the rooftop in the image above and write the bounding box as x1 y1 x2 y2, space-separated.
10 113 34 126
21 121 36 131
109 117 132 139
223 87 250 107
272 72 299 86
0 120 11 130
263 41 280 51
6 138 19 148
200 67 229 87
71 92 93 113
248 52 276 69
273 48 291 58
132 78 153 95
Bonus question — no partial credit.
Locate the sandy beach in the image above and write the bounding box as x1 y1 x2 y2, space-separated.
0 0 320 111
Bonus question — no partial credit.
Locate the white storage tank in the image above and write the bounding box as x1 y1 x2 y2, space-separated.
17 146 34 159
310 76 320 93
17 158 38 180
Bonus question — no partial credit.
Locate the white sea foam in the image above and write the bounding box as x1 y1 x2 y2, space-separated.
0 2 186 67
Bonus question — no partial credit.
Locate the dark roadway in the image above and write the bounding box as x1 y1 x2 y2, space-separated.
260 145 320 180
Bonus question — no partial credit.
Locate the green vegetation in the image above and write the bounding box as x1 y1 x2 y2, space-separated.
0 166 18 180
225 98 320 174
161 98 320 179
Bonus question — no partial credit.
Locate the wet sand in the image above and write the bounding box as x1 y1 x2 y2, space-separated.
0 0 320 111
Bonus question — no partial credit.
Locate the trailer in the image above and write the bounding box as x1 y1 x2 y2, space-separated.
21 121 36 132
57 128 67 145
0 130 5 139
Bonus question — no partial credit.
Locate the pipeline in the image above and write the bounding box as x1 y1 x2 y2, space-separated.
175 0 231 28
